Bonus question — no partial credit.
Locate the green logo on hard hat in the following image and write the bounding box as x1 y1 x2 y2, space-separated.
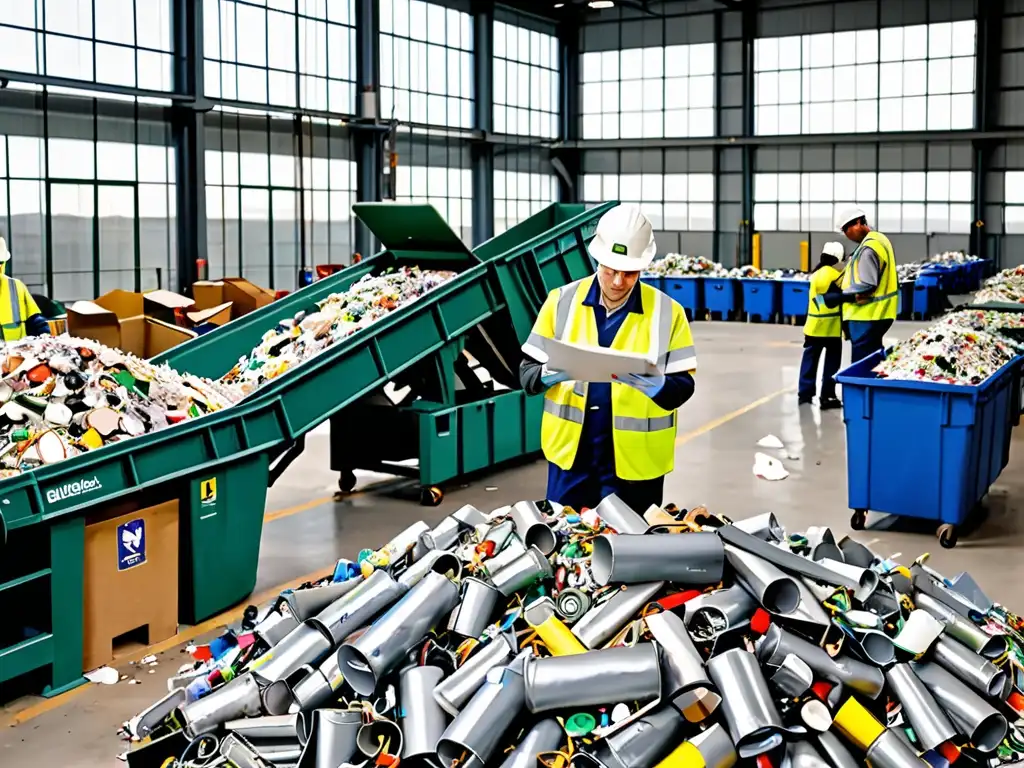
611 243 628 255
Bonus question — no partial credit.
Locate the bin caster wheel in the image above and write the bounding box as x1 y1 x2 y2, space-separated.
338 470 357 494
420 486 444 507
937 524 958 549
850 509 867 530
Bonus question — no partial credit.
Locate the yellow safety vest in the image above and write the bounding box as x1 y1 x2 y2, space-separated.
840 230 898 322
521 276 697 482
804 265 842 338
0 276 40 342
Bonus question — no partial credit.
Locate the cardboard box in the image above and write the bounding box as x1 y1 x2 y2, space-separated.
83 500 179 671
191 277 275 322
67 289 197 357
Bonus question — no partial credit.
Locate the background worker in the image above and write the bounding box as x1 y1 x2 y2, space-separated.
798 241 845 409
823 207 897 363
518 204 697 513
0 237 50 341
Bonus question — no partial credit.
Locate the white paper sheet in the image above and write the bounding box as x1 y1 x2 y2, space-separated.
544 337 654 383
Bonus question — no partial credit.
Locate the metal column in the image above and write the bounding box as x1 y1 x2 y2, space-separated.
972 0 1002 267
354 0 381 258
556 18 582 204
171 0 208 293
739 0 757 267
471 0 494 245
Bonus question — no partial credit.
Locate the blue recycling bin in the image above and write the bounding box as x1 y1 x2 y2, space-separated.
913 269 944 319
897 282 914 320
779 279 809 324
703 278 740 320
836 350 1018 542
661 276 704 321
739 279 780 323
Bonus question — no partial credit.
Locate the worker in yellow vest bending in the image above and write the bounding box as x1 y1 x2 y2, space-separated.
0 237 50 341
823 207 897 363
518 204 697 512
798 241 844 410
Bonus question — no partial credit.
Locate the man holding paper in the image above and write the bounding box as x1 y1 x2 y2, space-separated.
519 204 697 513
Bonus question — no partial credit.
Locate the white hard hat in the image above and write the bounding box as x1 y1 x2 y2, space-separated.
0 238 9 264
589 204 657 273
821 241 845 259
835 206 866 233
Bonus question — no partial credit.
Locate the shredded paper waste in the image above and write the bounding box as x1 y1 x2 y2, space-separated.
644 255 805 281
976 266 1024 306
0 267 455 473
122 500 1024 768
873 310 1024 385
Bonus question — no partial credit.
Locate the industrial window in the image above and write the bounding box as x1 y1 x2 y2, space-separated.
397 165 473 244
494 171 558 234
379 0 473 129
581 173 716 231
1004 172 1024 234
580 44 716 140
493 22 559 139
754 21 976 135
203 0 357 114
0 0 173 92
753 171 972 234
204 114 356 290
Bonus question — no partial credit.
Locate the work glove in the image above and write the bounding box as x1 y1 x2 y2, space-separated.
540 368 571 389
613 372 666 398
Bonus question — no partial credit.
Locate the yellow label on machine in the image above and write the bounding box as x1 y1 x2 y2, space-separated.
200 478 217 506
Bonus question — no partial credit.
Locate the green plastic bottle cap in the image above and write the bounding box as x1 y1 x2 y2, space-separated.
565 712 596 737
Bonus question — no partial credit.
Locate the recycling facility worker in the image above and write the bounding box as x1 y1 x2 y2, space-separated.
518 204 698 513
798 241 845 410
0 237 50 341
822 206 897 363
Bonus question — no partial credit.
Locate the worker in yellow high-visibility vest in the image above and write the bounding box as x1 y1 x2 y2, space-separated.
798 241 844 410
823 207 898 363
0 237 50 342
518 204 698 512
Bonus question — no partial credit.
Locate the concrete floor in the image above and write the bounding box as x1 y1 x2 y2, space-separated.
5 320 1024 766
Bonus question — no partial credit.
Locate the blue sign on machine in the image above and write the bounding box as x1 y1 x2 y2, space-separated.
117 519 146 571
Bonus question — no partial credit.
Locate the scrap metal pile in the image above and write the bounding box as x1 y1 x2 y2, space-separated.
874 311 1024 385
975 267 1024 306
0 335 239 476
220 267 456 396
124 501 1024 768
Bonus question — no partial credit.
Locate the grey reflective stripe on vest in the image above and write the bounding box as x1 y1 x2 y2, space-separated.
526 332 547 353
543 398 585 424
861 290 899 304
554 279 584 341
664 345 694 367
2 277 22 339
613 414 675 432
653 290 673 369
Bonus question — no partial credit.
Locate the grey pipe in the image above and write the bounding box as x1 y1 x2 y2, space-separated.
757 624 884 699
220 733 267 768
497 719 564 768
436 652 530 768
706 648 784 758
591 533 724 586
931 635 1008 699
252 621 333 687
817 731 858 768
912 661 1008 753
769 654 813 698
289 653 345 713
296 709 362 768
816 558 879 602
135 687 187 739
315 569 407 644
788 577 832 642
588 706 685 768
803 526 843 562
483 537 527 576
684 586 757 638
717 526 859 589
687 723 738 768
284 580 364 622
253 742 302 764
848 628 896 667
864 729 929 768
400 666 448 763
725 545 799 615
425 505 487 551
524 644 661 713
399 549 462 588
357 718 403 760
784 740 830 768
911 570 979 618
226 715 299 741
509 500 558 555
915 591 1006 659
731 512 784 542
646 611 716 705
885 664 956 751
594 493 649 534
573 582 664 649
338 571 459 696
182 673 263 737
448 577 502 639
256 610 302 648
837 536 877 569
433 633 516 715
490 546 553 596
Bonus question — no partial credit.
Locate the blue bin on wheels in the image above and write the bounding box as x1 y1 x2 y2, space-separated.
836 350 1018 549
739 279 780 323
779 279 809 324
913 271 943 319
704 278 740 320
897 282 914 320
661 276 704 321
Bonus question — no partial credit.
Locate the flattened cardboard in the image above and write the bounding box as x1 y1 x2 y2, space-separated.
185 302 233 328
67 289 197 357
83 500 179 671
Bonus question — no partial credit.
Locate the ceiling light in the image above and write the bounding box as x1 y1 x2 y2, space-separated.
554 2 564 6
589 0 615 7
